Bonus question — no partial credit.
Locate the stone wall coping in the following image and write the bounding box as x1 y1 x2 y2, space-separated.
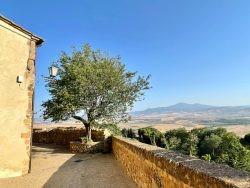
113 136 250 188
69 141 82 144
69 141 102 145
33 127 107 133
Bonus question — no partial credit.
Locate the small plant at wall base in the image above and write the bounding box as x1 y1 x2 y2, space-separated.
42 44 150 140
80 136 92 144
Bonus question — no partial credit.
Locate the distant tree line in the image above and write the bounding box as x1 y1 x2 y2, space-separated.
121 127 250 171
200 118 250 125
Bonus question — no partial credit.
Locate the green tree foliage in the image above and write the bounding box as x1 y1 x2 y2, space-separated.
244 133 250 144
191 127 210 140
138 126 250 171
42 44 150 140
159 134 168 148
121 128 136 139
200 134 222 157
165 128 198 155
181 133 198 156
168 137 181 150
202 154 211 161
211 128 227 137
216 132 250 171
138 127 168 148
93 123 121 136
241 133 250 148
165 128 189 142
121 128 128 137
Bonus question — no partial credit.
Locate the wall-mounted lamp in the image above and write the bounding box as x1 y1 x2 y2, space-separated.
42 64 59 81
48 65 59 77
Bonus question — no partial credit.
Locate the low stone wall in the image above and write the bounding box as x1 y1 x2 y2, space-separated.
69 141 104 153
33 127 110 146
112 136 250 188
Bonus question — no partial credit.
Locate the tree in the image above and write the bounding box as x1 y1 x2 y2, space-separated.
165 128 189 151
168 136 181 150
165 128 189 142
191 127 210 140
211 128 227 137
93 123 121 136
127 128 136 138
121 128 128 137
138 127 163 146
216 132 250 171
42 44 150 140
159 134 168 149
121 128 136 139
181 133 198 156
241 133 250 147
244 133 250 144
199 134 222 157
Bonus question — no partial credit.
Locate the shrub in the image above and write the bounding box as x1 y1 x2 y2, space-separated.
93 123 121 136
202 154 211 161
138 127 166 147
241 133 250 147
121 128 136 139
80 136 92 143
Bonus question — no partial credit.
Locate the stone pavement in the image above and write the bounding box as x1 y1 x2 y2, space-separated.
0 144 137 188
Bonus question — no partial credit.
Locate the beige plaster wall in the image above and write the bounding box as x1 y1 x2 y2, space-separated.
0 20 36 178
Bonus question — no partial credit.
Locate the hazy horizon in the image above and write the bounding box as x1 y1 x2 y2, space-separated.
133 102 250 111
34 102 250 122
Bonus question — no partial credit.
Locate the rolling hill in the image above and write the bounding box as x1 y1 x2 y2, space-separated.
131 103 250 116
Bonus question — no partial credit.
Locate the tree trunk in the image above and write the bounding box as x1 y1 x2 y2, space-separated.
85 124 91 141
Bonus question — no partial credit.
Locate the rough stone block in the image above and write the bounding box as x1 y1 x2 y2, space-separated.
29 41 36 60
69 141 104 153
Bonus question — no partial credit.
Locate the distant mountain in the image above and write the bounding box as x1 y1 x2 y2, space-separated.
131 103 250 116
163 102 214 111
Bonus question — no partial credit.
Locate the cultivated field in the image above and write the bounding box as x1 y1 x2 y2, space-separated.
34 120 250 138
120 113 250 137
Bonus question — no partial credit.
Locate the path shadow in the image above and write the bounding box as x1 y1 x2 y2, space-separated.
32 143 69 153
31 144 136 188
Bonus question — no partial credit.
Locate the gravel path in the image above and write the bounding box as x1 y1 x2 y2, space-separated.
0 144 137 188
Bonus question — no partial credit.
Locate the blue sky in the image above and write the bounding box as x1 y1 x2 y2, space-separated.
2 1 250 116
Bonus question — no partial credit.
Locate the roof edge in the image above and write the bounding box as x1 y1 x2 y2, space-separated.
0 15 44 45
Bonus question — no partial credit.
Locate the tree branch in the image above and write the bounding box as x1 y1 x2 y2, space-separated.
72 115 88 125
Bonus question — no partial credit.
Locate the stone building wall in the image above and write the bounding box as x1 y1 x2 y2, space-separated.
0 16 43 178
112 136 250 188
